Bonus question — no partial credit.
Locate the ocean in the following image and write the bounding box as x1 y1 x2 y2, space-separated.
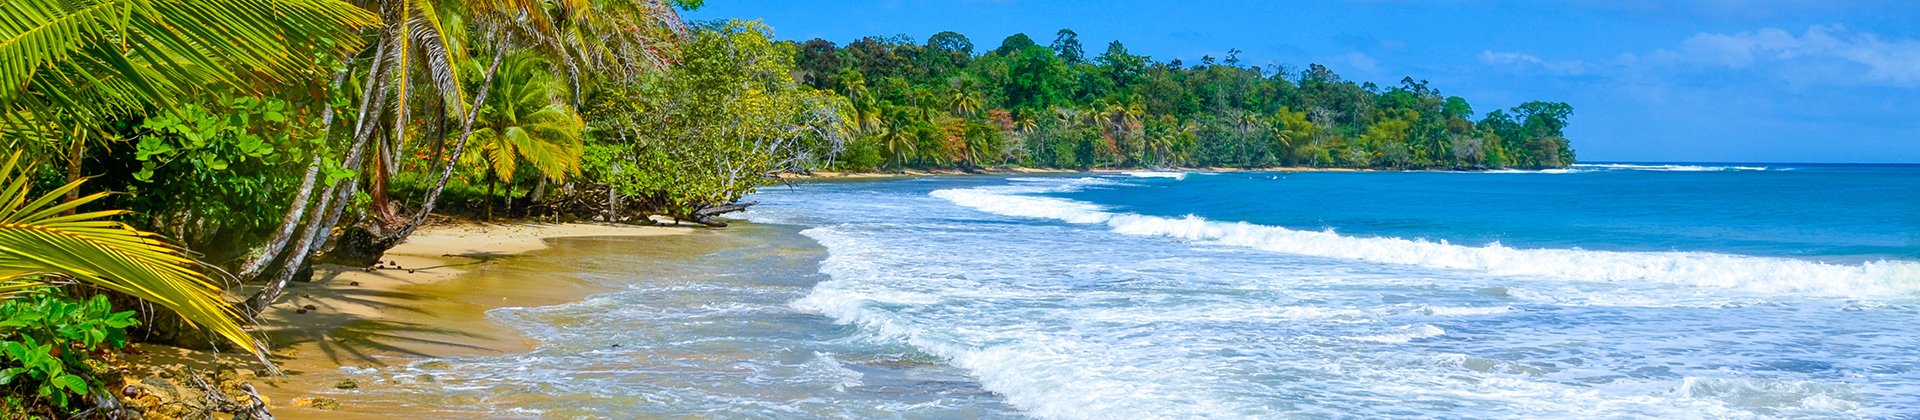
341 163 1920 418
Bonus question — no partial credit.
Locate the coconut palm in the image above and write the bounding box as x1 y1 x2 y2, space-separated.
1013 113 1038 134
347 0 471 223
460 52 584 218
0 0 375 359
878 107 918 168
356 0 683 200
253 0 686 314
947 77 982 117
1053 106 1087 129
0 153 259 358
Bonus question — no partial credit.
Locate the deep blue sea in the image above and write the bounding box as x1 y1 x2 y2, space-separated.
340 163 1920 418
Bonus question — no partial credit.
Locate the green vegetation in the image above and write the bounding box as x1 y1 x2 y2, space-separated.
0 152 258 357
0 293 138 410
791 30 1577 170
0 0 1579 414
581 20 849 221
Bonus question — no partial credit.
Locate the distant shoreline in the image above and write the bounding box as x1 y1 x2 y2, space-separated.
778 166 1383 180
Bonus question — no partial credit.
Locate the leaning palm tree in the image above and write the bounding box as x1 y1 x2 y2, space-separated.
460 52 584 218
387 0 686 236
0 153 259 358
250 0 688 314
347 0 471 224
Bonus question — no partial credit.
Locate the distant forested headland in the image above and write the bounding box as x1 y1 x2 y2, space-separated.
787 29 1577 171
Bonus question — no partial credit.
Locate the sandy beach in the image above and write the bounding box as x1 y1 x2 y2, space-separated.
118 221 694 418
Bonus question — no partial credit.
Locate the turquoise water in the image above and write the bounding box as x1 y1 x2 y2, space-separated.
745 163 1920 418
339 164 1920 418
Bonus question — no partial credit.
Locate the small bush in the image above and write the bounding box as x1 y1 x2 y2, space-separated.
0 292 139 410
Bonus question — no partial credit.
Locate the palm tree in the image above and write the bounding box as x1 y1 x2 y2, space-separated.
963 126 994 169
854 96 885 134
0 153 261 360
374 0 683 229
879 107 918 169
947 77 982 117
461 52 584 218
1053 106 1087 129
1229 109 1264 166
1014 113 1038 134
347 0 471 224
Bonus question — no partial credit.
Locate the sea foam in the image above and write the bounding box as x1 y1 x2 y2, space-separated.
1572 163 1771 172
929 179 1920 298
1122 171 1188 180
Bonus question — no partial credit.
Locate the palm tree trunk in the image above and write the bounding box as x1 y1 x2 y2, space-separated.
530 177 548 204
386 35 511 242
485 172 496 220
608 161 621 221
234 154 324 280
371 140 393 222
62 131 83 215
245 41 390 316
232 70 349 281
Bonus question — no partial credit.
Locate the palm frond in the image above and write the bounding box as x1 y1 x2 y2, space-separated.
0 152 259 356
0 0 378 139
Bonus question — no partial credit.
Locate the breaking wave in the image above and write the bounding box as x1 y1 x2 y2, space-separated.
929 179 1920 298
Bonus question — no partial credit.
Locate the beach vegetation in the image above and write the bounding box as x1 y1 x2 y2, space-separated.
0 292 138 410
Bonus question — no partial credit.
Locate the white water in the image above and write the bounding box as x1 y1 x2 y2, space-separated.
1122 171 1189 180
930 179 1920 298
322 174 1920 418
762 176 1920 418
1571 163 1773 172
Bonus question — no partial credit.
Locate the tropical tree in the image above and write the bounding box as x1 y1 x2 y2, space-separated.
461 52 585 218
948 77 983 117
583 19 848 222
879 107 919 167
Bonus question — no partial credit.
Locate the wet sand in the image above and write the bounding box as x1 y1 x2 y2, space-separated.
140 221 696 418
231 221 1019 418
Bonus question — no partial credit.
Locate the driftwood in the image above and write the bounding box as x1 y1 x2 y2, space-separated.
683 201 756 227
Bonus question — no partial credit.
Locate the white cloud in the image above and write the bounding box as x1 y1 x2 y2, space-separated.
1488 25 1920 89
1341 52 1379 75
1479 51 1589 75
1311 51 1380 76
1673 25 1920 87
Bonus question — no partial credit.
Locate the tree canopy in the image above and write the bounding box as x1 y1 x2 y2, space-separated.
790 29 1577 170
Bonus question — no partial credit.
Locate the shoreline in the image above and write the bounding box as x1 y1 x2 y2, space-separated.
121 221 699 418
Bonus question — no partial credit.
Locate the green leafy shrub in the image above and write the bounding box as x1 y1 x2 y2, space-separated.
0 292 139 409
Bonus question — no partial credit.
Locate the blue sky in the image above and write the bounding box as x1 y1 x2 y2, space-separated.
687 1 1920 163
